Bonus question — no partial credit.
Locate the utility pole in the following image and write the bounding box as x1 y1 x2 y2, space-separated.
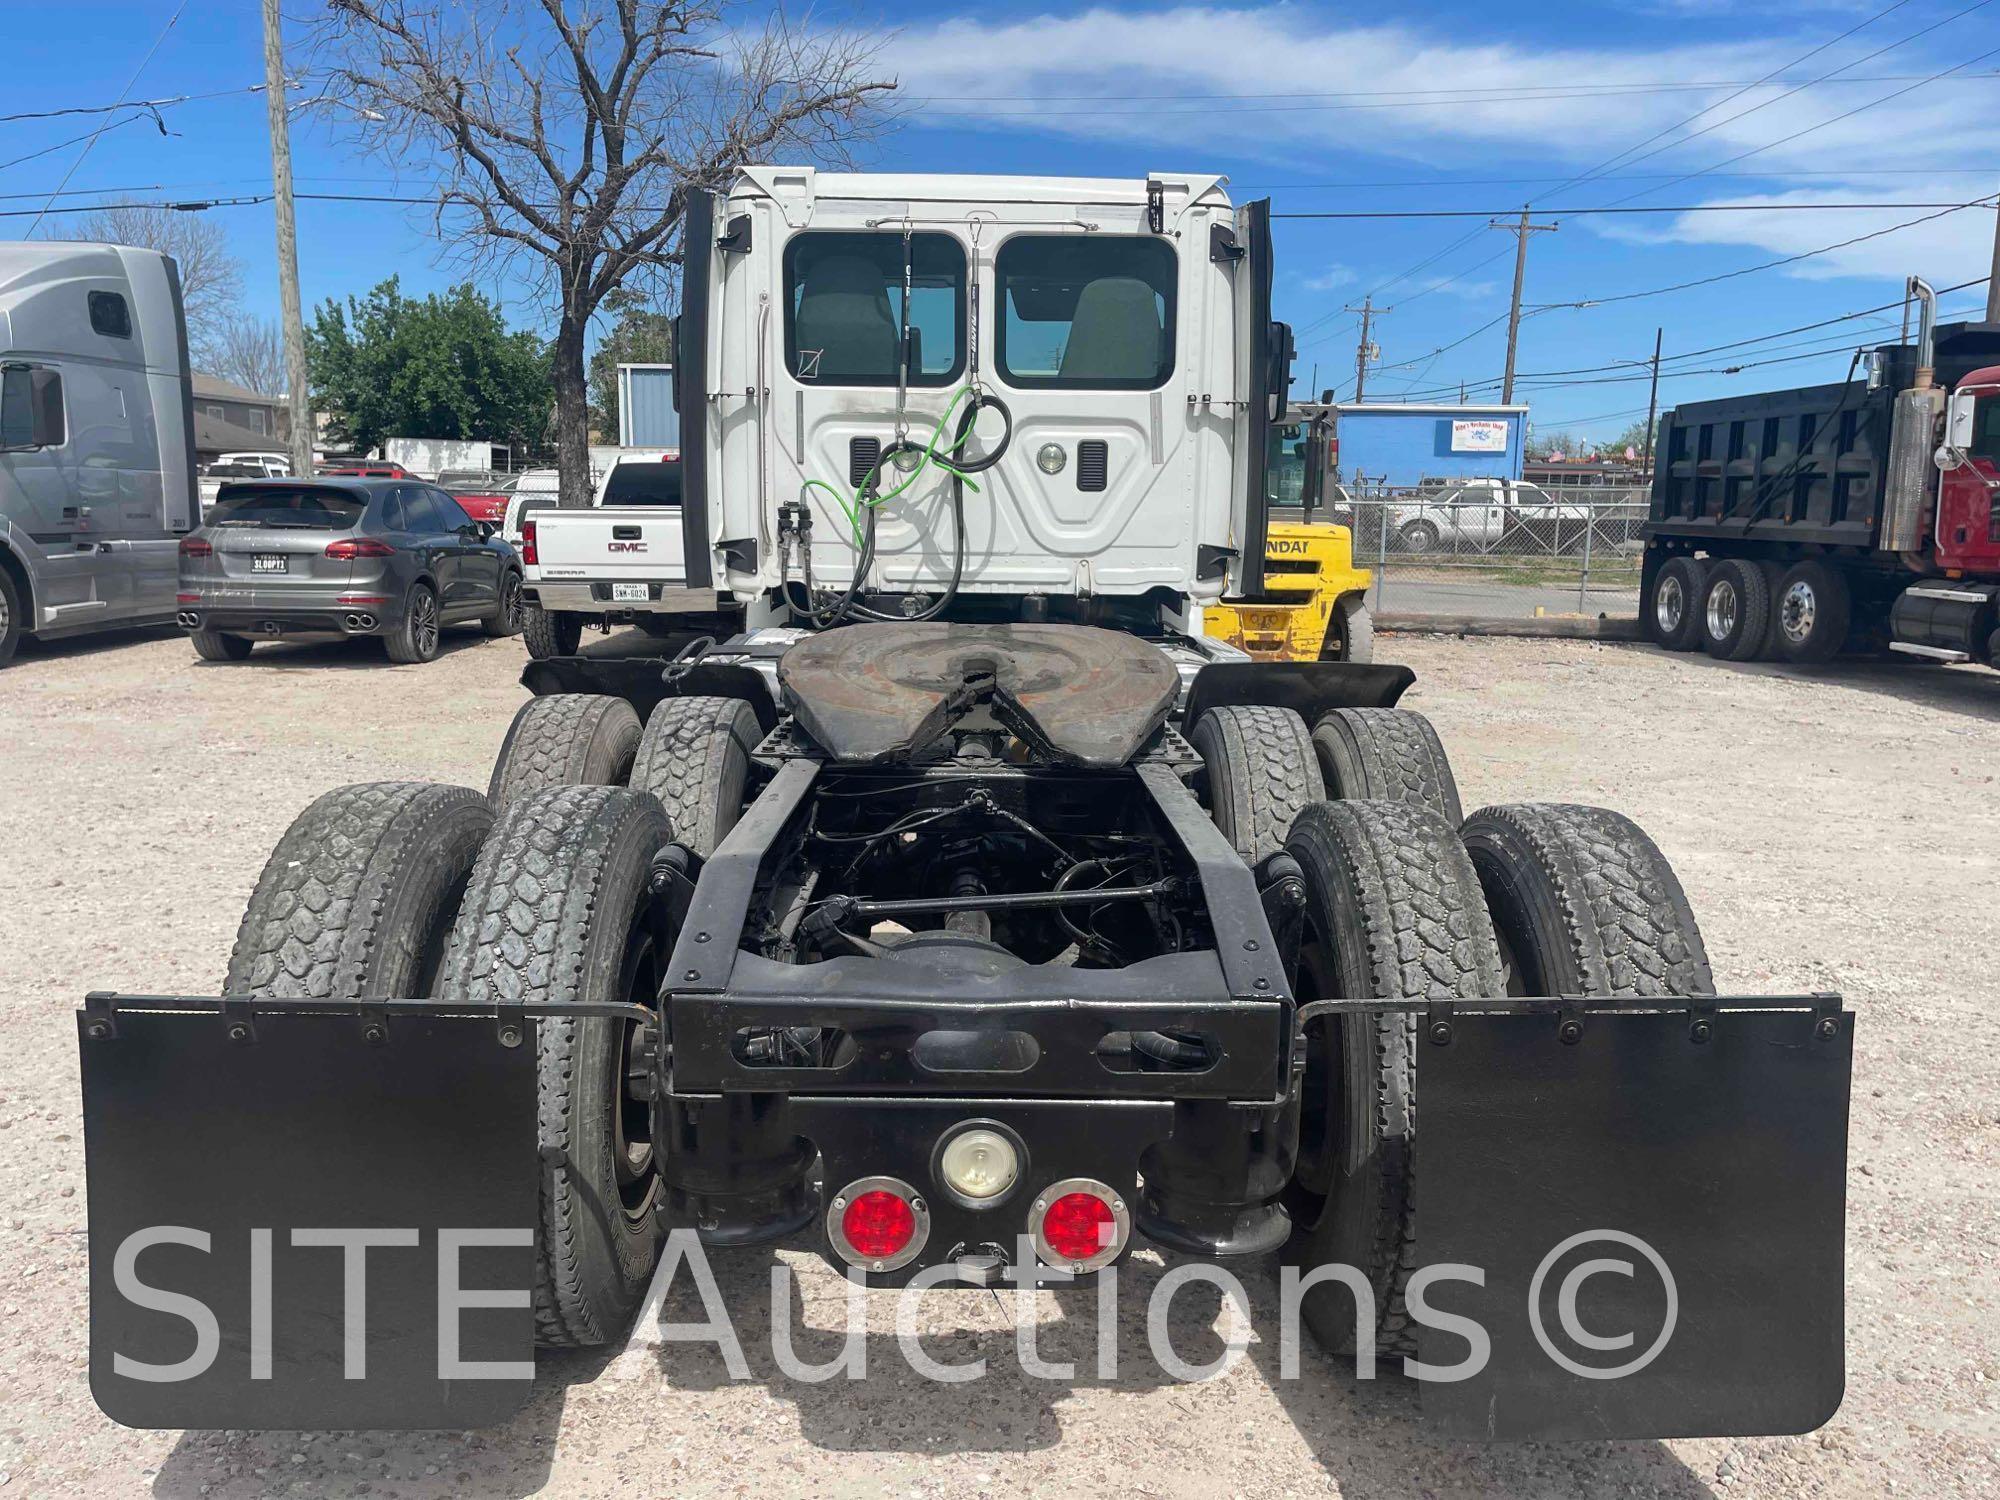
260 0 313 477
1642 326 1663 472
1987 198 2000 322
1490 206 1558 404
1346 297 1386 402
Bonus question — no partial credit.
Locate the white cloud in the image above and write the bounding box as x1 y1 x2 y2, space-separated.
1299 264 1356 291
1590 181 1998 285
890 8 2000 176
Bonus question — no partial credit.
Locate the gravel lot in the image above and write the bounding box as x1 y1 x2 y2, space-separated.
1 623 1996 1498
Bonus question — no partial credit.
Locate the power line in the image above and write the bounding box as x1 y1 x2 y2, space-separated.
1535 0 1921 202
1533 192 2000 310
1270 200 1998 219
1597 38 2000 209
0 82 270 126
27 0 190 237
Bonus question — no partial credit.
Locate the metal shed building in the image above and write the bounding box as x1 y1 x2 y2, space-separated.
1333 402 1527 488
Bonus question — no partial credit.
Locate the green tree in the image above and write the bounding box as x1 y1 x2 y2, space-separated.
308 277 551 455
588 288 675 433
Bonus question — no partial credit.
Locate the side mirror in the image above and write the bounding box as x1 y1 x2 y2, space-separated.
1945 389 1977 449
1267 321 1296 420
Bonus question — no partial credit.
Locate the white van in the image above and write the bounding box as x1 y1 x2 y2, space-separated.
0 242 197 664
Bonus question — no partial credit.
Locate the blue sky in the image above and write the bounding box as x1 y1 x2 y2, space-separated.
10 0 2000 443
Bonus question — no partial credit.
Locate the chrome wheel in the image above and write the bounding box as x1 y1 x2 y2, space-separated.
1655 573 1685 635
1779 580 1816 644
411 588 439 657
1706 579 1738 642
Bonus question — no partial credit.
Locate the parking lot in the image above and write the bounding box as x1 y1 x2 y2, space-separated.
1 625 1995 1499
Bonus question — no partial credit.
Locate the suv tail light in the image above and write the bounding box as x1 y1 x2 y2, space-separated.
1030 1178 1130 1272
324 537 395 560
521 517 538 567
178 536 212 558
826 1176 929 1272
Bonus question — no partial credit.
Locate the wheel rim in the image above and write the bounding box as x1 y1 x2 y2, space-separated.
1706 579 1738 640
1656 574 1685 633
503 574 525 630
1780 580 1816 643
612 926 659 1220
412 590 438 656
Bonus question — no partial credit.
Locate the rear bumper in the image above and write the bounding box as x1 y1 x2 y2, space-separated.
177 583 396 637
527 579 718 614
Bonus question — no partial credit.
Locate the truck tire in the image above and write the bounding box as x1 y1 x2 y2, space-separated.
487 693 642 812
1320 594 1374 663
523 604 583 659
437 784 670 1347
1309 707 1463 825
1281 799 1506 1360
1461 803 1712 998
223 781 493 999
1770 560 1851 665
1699 558 1771 661
190 628 254 662
630 695 761 856
1397 519 1440 554
1192 704 1325 864
0 564 24 666
384 581 442 664
1643 556 1705 652
483 570 528 638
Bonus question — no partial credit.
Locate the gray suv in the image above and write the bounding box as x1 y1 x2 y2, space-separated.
177 478 524 663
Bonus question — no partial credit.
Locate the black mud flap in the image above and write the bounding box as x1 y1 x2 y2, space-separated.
1412 999 1851 1441
79 998 540 1431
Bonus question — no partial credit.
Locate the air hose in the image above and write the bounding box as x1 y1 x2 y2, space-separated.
789 387 1012 628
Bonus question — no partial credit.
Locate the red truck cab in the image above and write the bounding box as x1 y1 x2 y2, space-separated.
1937 366 2000 574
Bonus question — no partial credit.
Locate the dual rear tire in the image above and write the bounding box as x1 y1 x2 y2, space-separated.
227 692 761 1348
1648 554 1853 663
1196 704 1711 1362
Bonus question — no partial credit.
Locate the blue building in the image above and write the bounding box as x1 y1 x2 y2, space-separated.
1332 402 1527 488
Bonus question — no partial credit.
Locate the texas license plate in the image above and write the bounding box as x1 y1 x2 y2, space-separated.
251 555 287 574
611 583 648 602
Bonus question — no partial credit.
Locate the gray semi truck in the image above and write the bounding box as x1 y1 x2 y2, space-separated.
0 242 198 666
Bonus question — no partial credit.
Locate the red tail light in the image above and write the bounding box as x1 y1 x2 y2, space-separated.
826 1176 929 1271
324 537 396 560
179 536 212 558
1031 1179 1129 1271
521 518 538 566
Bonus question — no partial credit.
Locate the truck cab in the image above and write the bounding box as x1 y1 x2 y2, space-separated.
0 242 197 664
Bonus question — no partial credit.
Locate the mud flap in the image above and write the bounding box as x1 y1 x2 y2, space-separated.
1412 1000 1852 1440
79 999 539 1430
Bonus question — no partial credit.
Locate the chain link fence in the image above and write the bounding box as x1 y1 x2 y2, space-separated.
1315 483 1650 622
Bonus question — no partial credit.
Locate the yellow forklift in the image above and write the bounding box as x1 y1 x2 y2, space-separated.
1206 404 1374 660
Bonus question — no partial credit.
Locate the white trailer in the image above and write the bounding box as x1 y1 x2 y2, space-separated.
0 242 197 665
380 436 509 479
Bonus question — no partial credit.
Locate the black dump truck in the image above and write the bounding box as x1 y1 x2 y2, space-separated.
1642 279 2000 669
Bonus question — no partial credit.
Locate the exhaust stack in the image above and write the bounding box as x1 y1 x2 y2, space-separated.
1880 275 1946 554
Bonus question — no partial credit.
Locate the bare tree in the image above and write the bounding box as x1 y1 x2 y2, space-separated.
207 315 289 401
314 1 894 505
71 205 244 362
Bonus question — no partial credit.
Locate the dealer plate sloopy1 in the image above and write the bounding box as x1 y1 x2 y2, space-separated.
611 582 649 602
251 555 287 574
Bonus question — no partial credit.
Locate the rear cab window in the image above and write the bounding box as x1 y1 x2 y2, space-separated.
601 461 684 507
783 231 965 386
996 235 1176 390
205 487 366 529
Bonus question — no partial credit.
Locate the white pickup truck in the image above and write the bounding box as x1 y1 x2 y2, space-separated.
520 450 728 656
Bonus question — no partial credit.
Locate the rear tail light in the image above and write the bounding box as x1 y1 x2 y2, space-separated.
521 518 538 566
1030 1178 1130 1272
826 1176 929 1272
324 537 395 560
175 592 200 604
178 536 212 558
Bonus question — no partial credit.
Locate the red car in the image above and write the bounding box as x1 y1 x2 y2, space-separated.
436 469 521 525
317 462 410 479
